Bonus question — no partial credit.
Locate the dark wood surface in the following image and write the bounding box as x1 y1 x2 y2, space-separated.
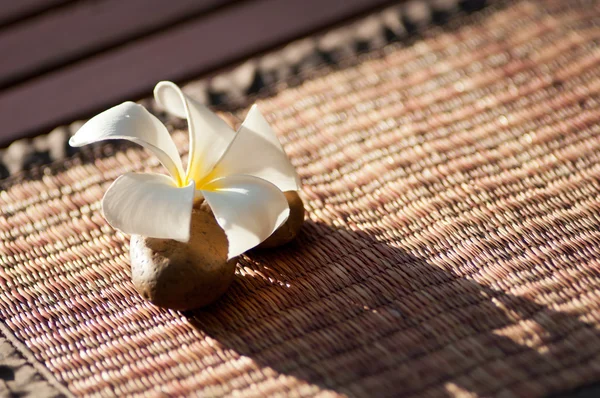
0 0 74 27
0 0 395 147
0 0 235 88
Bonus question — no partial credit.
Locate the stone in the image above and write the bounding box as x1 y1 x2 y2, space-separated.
194 190 306 250
257 191 305 249
130 209 237 311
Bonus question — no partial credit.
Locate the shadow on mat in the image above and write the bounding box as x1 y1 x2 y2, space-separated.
186 220 599 397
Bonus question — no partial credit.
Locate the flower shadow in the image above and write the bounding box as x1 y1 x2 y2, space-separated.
186 220 600 397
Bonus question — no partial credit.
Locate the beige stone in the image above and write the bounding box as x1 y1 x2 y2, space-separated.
257 191 305 249
194 190 305 249
130 209 237 311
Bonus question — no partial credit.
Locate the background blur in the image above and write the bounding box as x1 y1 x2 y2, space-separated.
0 0 404 148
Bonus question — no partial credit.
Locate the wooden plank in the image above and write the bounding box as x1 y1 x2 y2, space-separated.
0 0 73 27
0 0 236 89
0 0 394 147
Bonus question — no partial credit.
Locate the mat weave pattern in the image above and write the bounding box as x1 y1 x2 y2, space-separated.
1 0 600 396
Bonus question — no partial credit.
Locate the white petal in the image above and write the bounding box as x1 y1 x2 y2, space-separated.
102 173 195 242
201 175 290 259
154 81 235 183
211 105 300 192
69 102 184 185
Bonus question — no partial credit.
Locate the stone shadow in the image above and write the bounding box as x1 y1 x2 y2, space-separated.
187 220 600 397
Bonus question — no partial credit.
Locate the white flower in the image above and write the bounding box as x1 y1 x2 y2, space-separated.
69 81 300 259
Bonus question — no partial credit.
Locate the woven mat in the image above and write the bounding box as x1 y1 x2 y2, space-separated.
1 0 600 396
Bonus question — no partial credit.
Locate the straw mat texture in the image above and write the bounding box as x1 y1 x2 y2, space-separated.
1 0 600 396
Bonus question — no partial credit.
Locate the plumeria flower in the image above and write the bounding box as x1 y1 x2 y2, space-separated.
69 81 300 259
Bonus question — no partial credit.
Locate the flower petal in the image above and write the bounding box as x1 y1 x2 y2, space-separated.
69 102 184 185
211 105 300 192
154 81 235 183
102 172 195 242
201 175 290 259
